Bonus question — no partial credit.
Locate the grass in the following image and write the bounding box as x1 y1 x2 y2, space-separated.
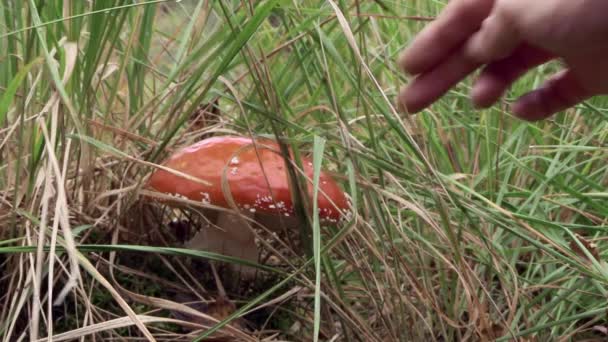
2 0 608 341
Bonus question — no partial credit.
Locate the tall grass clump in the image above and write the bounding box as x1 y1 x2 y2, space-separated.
2 0 608 341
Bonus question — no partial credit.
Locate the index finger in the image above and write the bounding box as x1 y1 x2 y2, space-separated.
399 0 495 75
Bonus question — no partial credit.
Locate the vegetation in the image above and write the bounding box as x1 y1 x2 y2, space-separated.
2 0 608 340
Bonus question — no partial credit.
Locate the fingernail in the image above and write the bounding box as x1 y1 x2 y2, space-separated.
398 51 414 75
397 87 412 114
511 93 546 121
470 83 486 109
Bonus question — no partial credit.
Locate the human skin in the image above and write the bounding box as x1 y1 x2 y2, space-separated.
398 0 608 121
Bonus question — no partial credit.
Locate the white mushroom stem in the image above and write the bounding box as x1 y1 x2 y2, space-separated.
186 210 258 277
254 212 301 235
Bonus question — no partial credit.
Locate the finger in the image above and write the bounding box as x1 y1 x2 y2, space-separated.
399 0 495 75
471 45 554 108
399 48 481 113
464 6 520 63
511 70 593 121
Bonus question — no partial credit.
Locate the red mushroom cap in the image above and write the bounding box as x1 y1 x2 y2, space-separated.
147 136 350 222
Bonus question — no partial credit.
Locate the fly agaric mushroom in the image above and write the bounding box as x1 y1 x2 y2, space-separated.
147 136 350 274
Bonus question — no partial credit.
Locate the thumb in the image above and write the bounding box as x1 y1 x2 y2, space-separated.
464 5 520 63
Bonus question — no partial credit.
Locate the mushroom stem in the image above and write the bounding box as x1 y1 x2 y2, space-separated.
254 212 302 247
254 212 302 234
186 210 258 277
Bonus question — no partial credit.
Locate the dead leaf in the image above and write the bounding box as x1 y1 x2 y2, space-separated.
570 233 600 262
189 99 220 134
593 325 608 335
173 294 246 331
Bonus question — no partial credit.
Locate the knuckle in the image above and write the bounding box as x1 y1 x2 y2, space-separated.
454 0 494 26
494 0 519 29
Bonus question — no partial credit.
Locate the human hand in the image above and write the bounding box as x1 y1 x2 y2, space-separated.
398 0 608 121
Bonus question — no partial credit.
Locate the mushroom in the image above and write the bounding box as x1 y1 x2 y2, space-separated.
146 135 350 274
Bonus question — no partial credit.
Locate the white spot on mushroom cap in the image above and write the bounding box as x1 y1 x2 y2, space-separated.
230 157 240 165
172 193 188 200
343 210 353 222
231 167 238 175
